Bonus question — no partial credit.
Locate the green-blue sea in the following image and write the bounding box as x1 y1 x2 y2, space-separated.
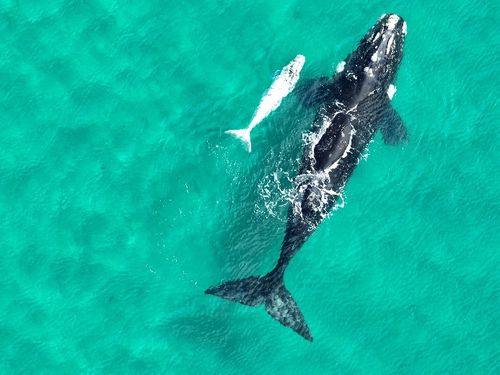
1 0 499 374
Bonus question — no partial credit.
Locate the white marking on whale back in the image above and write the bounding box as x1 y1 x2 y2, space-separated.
402 21 407 35
336 60 346 73
225 54 306 152
364 66 374 77
386 34 395 54
387 84 397 100
372 30 382 43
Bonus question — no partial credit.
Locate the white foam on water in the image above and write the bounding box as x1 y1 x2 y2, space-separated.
360 139 374 162
256 168 294 221
387 84 397 100
290 171 345 221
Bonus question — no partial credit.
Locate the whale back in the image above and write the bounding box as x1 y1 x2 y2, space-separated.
313 113 352 171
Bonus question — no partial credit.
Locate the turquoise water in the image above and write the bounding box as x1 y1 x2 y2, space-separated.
1 0 499 373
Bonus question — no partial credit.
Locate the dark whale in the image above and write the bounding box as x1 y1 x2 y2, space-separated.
206 14 409 341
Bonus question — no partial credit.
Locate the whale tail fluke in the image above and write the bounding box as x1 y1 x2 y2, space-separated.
205 274 313 341
224 128 252 152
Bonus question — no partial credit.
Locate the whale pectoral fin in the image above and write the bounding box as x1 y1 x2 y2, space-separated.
380 106 408 145
295 77 333 108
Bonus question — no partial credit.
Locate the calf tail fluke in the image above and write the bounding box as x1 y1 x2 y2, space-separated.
224 128 252 152
205 273 313 341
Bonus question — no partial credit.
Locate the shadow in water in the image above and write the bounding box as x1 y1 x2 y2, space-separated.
206 100 314 279
160 295 265 373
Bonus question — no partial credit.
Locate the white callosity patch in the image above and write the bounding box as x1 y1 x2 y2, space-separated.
346 71 358 81
402 21 407 35
387 84 397 100
386 14 400 31
336 60 346 73
371 51 378 62
364 66 374 77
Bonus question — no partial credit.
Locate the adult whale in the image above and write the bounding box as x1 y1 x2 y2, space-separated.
206 14 409 341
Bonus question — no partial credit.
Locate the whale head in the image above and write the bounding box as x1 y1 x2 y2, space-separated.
346 14 406 88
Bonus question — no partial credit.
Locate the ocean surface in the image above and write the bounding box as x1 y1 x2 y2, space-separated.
1 1 499 374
